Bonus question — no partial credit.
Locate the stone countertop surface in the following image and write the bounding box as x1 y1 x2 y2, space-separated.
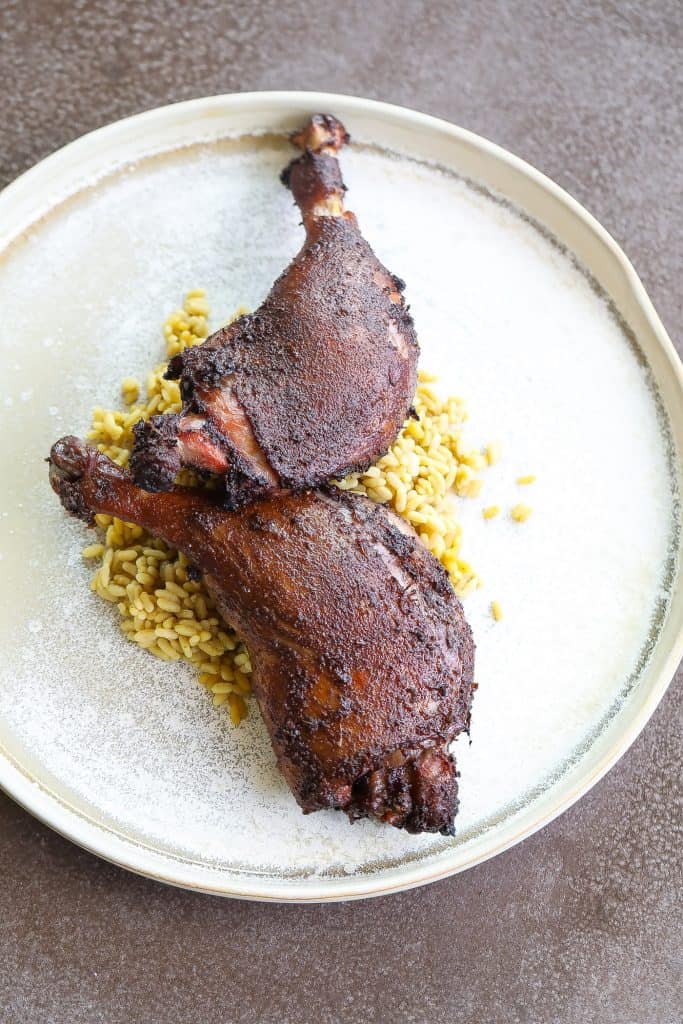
0 2 681 1022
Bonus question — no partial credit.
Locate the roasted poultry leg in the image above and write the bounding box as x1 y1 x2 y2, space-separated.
130 114 419 507
50 437 475 834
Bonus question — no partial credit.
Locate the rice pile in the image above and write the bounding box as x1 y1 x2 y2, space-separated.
85 291 252 724
83 290 505 724
336 374 490 598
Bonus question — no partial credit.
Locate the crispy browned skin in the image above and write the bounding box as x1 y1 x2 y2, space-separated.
50 437 475 834
130 114 419 506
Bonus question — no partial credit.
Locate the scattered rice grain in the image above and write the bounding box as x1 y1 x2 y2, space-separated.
485 440 502 465
511 503 533 522
82 543 105 559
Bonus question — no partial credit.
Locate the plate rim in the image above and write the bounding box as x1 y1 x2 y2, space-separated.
1 90 681 902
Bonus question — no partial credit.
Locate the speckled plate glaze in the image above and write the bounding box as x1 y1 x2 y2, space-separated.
0 93 681 902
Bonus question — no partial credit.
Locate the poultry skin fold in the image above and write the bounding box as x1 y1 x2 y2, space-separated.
130 114 419 506
50 437 475 834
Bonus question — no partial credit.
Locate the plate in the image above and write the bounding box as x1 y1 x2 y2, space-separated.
0 92 681 902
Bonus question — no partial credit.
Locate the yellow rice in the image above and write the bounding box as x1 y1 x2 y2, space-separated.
83 290 508 723
336 372 488 597
511 503 533 523
86 291 251 725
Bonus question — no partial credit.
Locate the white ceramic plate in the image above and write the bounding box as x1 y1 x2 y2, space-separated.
0 92 681 902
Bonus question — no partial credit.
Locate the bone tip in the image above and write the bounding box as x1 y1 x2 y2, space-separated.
49 435 88 484
290 113 349 154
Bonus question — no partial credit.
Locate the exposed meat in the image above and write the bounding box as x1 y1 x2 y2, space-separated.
49 437 475 834
130 113 419 507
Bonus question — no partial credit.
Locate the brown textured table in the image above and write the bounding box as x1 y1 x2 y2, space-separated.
1 2 681 1022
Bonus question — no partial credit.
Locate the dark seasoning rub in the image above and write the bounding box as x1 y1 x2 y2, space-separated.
130 114 419 508
49 115 476 835
50 438 475 834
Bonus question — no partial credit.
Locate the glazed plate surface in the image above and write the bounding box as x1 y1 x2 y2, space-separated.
0 93 681 901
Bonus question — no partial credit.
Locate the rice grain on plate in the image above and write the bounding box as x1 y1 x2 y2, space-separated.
84 291 496 723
